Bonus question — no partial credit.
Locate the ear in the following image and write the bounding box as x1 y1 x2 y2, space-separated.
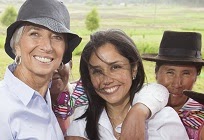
155 72 158 80
14 44 21 56
194 76 197 82
132 65 138 79
69 60 73 69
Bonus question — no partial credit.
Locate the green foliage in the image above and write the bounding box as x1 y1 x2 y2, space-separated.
0 48 13 79
85 8 100 31
0 35 5 49
1 6 17 26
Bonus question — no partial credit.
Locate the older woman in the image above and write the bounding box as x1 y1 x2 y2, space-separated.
142 31 204 140
0 0 81 139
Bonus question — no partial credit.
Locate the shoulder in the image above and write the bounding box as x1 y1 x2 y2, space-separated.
141 83 169 93
0 80 13 105
0 80 22 117
133 83 169 117
0 82 13 124
182 98 204 111
135 83 169 101
0 80 8 92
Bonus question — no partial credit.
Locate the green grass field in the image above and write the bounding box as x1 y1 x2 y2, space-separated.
0 3 204 92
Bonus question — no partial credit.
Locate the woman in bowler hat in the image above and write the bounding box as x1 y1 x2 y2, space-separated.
0 0 81 139
141 30 204 140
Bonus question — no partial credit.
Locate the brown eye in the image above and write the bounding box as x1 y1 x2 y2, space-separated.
52 34 64 41
91 69 103 75
30 32 39 37
183 71 190 75
166 70 174 75
112 64 121 70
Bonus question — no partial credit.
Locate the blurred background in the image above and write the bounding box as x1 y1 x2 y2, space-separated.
0 0 204 92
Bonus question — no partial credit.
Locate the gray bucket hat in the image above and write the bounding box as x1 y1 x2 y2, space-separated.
142 31 204 65
5 0 82 63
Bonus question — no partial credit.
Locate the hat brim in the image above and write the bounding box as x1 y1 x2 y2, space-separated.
142 53 204 65
183 90 204 105
5 18 82 63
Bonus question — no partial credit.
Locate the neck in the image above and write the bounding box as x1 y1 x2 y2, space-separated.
14 66 51 97
106 100 130 140
169 98 189 112
174 104 185 112
106 100 130 126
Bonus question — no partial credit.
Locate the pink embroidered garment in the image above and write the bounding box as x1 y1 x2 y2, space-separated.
178 98 204 140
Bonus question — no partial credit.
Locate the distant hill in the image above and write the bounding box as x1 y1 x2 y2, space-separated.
0 0 24 12
0 0 24 4
0 0 203 9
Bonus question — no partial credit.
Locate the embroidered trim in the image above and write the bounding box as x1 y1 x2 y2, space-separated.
53 79 88 119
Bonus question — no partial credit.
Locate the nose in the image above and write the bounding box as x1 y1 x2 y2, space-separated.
172 75 183 88
41 37 53 53
101 74 114 86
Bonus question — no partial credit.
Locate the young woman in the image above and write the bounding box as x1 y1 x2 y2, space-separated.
66 29 188 140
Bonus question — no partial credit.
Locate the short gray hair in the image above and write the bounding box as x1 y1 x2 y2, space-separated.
10 26 24 55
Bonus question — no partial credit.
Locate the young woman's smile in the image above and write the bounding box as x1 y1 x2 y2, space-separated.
88 43 134 104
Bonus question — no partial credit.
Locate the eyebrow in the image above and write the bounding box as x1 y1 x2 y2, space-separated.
89 61 127 69
25 25 41 31
25 25 64 37
88 64 99 69
166 68 175 71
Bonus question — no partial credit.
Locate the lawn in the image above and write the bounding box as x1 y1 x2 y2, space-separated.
0 3 204 92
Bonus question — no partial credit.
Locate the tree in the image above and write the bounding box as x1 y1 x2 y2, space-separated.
1 6 17 26
85 8 100 32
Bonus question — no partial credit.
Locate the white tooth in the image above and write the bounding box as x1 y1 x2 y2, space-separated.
106 89 111 93
105 87 117 93
35 56 51 63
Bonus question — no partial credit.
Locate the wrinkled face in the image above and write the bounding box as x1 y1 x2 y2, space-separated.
88 43 137 105
15 25 66 78
156 64 197 110
50 62 71 97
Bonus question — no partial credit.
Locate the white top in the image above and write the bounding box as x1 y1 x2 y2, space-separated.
0 63 64 140
67 83 189 139
67 107 189 140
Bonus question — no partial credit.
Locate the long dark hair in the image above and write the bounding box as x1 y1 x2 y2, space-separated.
79 29 145 140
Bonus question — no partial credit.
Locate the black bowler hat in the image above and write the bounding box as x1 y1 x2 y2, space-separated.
183 90 204 105
4 0 82 64
142 31 204 65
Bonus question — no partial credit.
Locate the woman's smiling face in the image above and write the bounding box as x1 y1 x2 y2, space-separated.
15 25 66 77
88 43 136 105
156 64 197 111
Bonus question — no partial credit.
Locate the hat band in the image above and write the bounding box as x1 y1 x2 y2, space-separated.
159 48 201 58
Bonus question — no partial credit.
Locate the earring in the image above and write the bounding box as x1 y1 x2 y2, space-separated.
58 62 64 70
14 55 21 65
132 66 137 80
